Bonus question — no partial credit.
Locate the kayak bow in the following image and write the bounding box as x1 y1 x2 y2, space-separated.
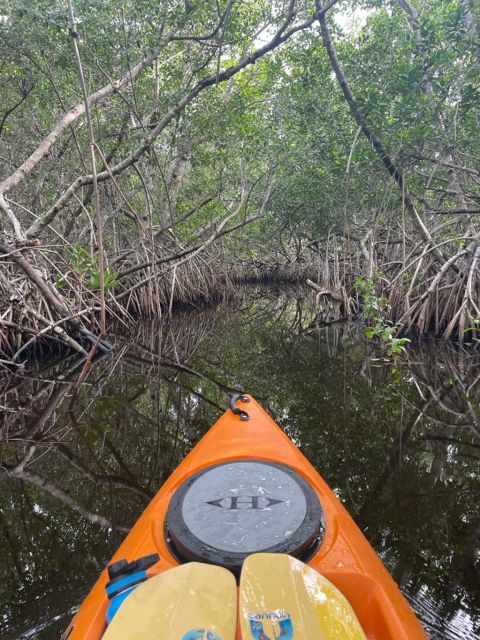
63 394 427 640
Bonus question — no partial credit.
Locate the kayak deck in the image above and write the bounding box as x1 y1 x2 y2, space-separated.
63 395 427 640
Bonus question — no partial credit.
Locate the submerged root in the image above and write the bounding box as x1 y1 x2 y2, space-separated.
0 242 316 364
304 231 480 344
1 223 479 366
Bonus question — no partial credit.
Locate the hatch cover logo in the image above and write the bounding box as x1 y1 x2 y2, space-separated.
205 496 285 510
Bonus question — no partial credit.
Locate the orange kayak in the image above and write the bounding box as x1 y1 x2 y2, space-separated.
62 394 427 640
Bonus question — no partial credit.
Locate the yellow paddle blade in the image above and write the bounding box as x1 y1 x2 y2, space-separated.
103 562 237 640
240 554 367 640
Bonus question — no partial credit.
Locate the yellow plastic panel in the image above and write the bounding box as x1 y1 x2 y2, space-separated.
103 562 237 640
240 553 367 640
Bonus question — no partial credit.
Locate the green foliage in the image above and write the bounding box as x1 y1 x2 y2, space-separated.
1 0 480 340
57 245 118 291
355 277 410 356
463 316 480 343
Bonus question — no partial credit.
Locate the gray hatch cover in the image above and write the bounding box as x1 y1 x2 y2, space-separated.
165 459 324 573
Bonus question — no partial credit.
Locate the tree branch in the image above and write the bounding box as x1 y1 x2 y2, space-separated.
316 0 448 265
25 1 338 238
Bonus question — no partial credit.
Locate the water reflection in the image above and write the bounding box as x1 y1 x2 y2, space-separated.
0 287 479 639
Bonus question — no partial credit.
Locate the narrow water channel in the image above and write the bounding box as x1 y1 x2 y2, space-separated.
1 288 479 639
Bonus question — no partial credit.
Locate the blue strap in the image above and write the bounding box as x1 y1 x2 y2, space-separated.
106 570 146 597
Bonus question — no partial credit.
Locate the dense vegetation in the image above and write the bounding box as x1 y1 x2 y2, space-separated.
0 0 479 362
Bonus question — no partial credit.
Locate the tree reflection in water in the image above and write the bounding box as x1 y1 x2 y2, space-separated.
0 287 479 639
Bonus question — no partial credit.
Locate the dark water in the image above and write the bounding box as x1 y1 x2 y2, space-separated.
1 288 479 639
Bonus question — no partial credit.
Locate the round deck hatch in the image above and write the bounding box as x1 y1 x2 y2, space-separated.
165 460 324 572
